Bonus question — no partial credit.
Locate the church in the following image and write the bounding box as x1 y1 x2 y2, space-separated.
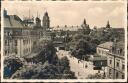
34 11 50 31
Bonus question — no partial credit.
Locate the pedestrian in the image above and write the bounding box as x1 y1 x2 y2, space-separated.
85 63 88 68
98 70 100 73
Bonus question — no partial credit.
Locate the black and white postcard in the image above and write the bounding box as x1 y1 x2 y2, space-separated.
0 0 127 82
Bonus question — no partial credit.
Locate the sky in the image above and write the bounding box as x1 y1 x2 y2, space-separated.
2 1 126 29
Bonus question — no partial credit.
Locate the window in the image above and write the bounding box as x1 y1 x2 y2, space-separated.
8 40 10 46
120 49 122 54
5 50 7 55
109 60 112 64
29 48 31 52
122 64 125 70
15 40 17 46
122 74 124 79
15 49 17 54
27 40 29 44
117 49 120 54
109 69 112 75
98 50 101 54
5 40 7 46
116 72 119 78
116 62 119 67
112 47 115 52
5 40 10 46
7 32 10 36
23 40 25 45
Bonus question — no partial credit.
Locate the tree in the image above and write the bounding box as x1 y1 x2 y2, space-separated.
11 57 76 79
70 38 93 59
83 25 91 35
25 41 57 64
4 57 23 78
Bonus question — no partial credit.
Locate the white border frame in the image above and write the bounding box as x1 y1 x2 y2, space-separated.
1 1 127 82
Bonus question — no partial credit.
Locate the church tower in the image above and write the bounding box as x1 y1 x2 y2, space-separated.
42 11 50 30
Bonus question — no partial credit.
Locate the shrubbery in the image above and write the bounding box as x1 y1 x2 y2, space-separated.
11 57 76 79
4 57 23 78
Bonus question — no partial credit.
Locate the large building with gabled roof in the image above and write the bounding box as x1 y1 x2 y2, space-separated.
3 9 52 57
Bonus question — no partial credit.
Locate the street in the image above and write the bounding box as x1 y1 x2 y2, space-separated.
56 50 100 79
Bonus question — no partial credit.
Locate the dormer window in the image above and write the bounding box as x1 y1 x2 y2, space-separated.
117 49 120 54
116 48 123 55
120 49 122 54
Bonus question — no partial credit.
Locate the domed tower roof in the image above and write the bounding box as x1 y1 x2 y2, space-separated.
42 11 50 29
43 11 49 20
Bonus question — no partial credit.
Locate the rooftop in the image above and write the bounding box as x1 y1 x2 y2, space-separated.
53 25 82 31
4 15 24 28
98 42 113 50
90 55 107 61
116 41 124 50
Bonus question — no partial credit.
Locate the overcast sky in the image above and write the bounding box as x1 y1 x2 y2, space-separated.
2 1 126 29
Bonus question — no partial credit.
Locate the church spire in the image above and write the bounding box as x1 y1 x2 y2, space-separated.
106 20 111 28
83 18 86 25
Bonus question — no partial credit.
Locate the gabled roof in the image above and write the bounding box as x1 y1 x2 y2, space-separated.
4 15 24 28
98 42 113 50
116 41 124 50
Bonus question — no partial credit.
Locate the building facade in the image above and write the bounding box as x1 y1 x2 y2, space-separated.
97 42 113 57
107 41 125 79
3 9 52 57
96 40 125 79
4 16 38 57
